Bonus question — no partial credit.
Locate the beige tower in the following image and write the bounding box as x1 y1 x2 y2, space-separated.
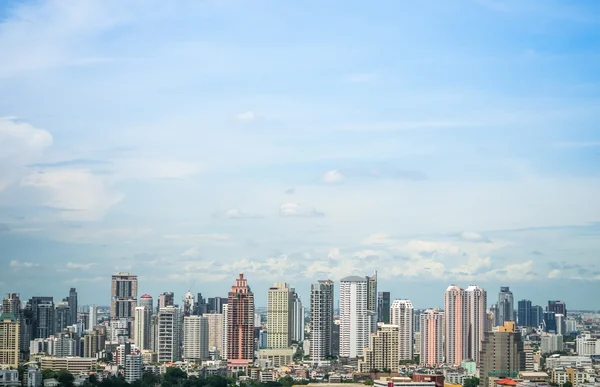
111 272 138 319
359 324 400 373
267 282 293 349
0 313 19 368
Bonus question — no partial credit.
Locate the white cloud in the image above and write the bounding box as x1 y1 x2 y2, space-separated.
116 159 205 180
21 169 123 221
10 260 39 269
65 262 97 270
163 233 232 245
321 170 344 184
225 208 263 219
279 202 324 217
344 73 377 83
459 231 491 243
235 111 257 122
547 269 561 279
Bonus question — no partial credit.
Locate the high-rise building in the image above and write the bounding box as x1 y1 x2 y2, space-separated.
0 313 19 368
54 302 70 333
267 282 292 349
366 273 378 333
541 333 563 354
29 297 55 339
340 276 369 359
2 294 20 318
497 287 515 326
480 322 525 387
517 300 532 327
215 297 227 314
111 273 138 319
377 292 391 324
544 312 558 333
183 315 209 361
83 326 106 357
195 294 207 315
88 305 98 330
547 301 567 318
221 304 228 360
125 353 142 384
359 324 399 373
157 306 182 363
67 288 77 326
158 292 174 310
133 306 151 350
531 305 544 327
139 295 153 315
390 299 414 361
420 309 443 366
291 290 304 343
205 313 223 358
444 285 487 365
183 291 195 317
310 280 334 362
227 273 255 364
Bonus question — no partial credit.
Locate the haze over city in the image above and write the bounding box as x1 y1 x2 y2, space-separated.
1 0 600 309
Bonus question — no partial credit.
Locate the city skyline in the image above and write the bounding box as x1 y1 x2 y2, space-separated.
1 1 600 308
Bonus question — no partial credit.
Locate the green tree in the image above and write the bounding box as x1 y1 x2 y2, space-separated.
464 377 480 387
563 382 573 387
42 369 57 380
57 370 75 387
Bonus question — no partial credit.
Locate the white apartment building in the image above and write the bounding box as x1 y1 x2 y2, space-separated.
420 309 444 366
183 315 209 362
390 299 414 361
267 283 293 349
124 354 142 383
576 333 600 356
221 304 228 360
291 291 305 342
133 306 151 350
157 306 182 363
541 334 564 354
340 276 369 359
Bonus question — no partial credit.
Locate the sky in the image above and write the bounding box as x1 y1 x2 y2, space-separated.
1 0 600 310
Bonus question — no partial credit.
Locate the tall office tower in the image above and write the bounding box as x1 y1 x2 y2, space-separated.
139 295 153 315
291 290 305 342
158 292 174 310
183 315 209 361
89 305 98 329
547 301 567 318
227 273 255 363
2 294 20 317
310 280 334 362
133 306 151 350
111 273 138 319
465 285 487 364
518 300 532 327
221 304 228 360
30 297 55 339
67 288 77 326
543 312 557 333
55 332 78 357
157 305 182 363
215 297 227 314
206 313 223 358
366 273 378 333
485 310 495 332
0 312 19 368
390 299 414 361
532 305 544 327
267 282 293 349
195 294 207 315
54 302 71 333
555 314 565 335
413 310 422 333
444 285 465 365
207 298 217 314
339 276 369 359
83 326 106 357
377 292 391 324
420 309 444 366
480 322 525 387
358 324 400 373
497 287 515 326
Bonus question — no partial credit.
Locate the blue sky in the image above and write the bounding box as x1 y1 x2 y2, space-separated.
1 0 600 309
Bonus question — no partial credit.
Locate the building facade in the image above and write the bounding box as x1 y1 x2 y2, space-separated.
390 299 414 361
480 322 525 387
133 306 151 350
377 292 391 324
518 300 532 327
309 280 334 362
266 283 292 349
359 324 399 373
420 309 444 366
205 313 223 358
497 287 515 326
110 273 138 319
339 276 369 359
0 313 19 368
157 306 182 363
183 315 209 361
227 273 255 364
291 290 304 343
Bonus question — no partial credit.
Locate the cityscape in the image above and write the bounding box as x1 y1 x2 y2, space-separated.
1 272 599 387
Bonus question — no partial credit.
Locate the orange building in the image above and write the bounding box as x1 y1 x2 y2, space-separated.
227 273 255 366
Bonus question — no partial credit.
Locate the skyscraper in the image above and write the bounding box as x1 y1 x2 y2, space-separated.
139 295 153 315
267 282 292 349
420 309 444 366
29 297 55 339
111 273 138 319
532 305 544 327
206 313 223 358
444 285 487 364
390 299 414 361
0 312 19 368
183 315 209 361
377 292 391 324
366 273 378 333
339 276 369 359
497 287 514 326
517 300 532 327
291 290 305 342
358 324 399 373
67 288 77 326
157 305 182 363
2 294 20 318
221 304 228 360
480 322 525 387
227 273 255 364
54 302 70 333
89 305 98 330
310 280 334 362
547 301 567 318
158 292 174 310
133 306 151 350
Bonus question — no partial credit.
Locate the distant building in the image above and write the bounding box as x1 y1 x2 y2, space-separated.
366 273 378 333
518 300 533 327
390 299 414 361
480 322 526 387
133 306 151 350
291 290 305 343
267 283 292 349
205 313 223 358
67 288 77 327
359 324 399 373
309 280 334 363
88 305 98 330
158 292 174 310
377 292 391 324
27 367 42 387
183 315 209 361
157 305 182 363
139 295 153 315
420 309 444 366
547 301 567 318
497 287 515 326
227 273 255 366
541 333 564 354
111 273 138 319
0 313 19 368
340 275 369 359
124 354 142 383
83 326 106 358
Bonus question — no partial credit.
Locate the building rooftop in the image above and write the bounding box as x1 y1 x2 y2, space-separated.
340 275 367 282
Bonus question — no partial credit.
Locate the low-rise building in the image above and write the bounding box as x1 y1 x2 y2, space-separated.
40 357 96 373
